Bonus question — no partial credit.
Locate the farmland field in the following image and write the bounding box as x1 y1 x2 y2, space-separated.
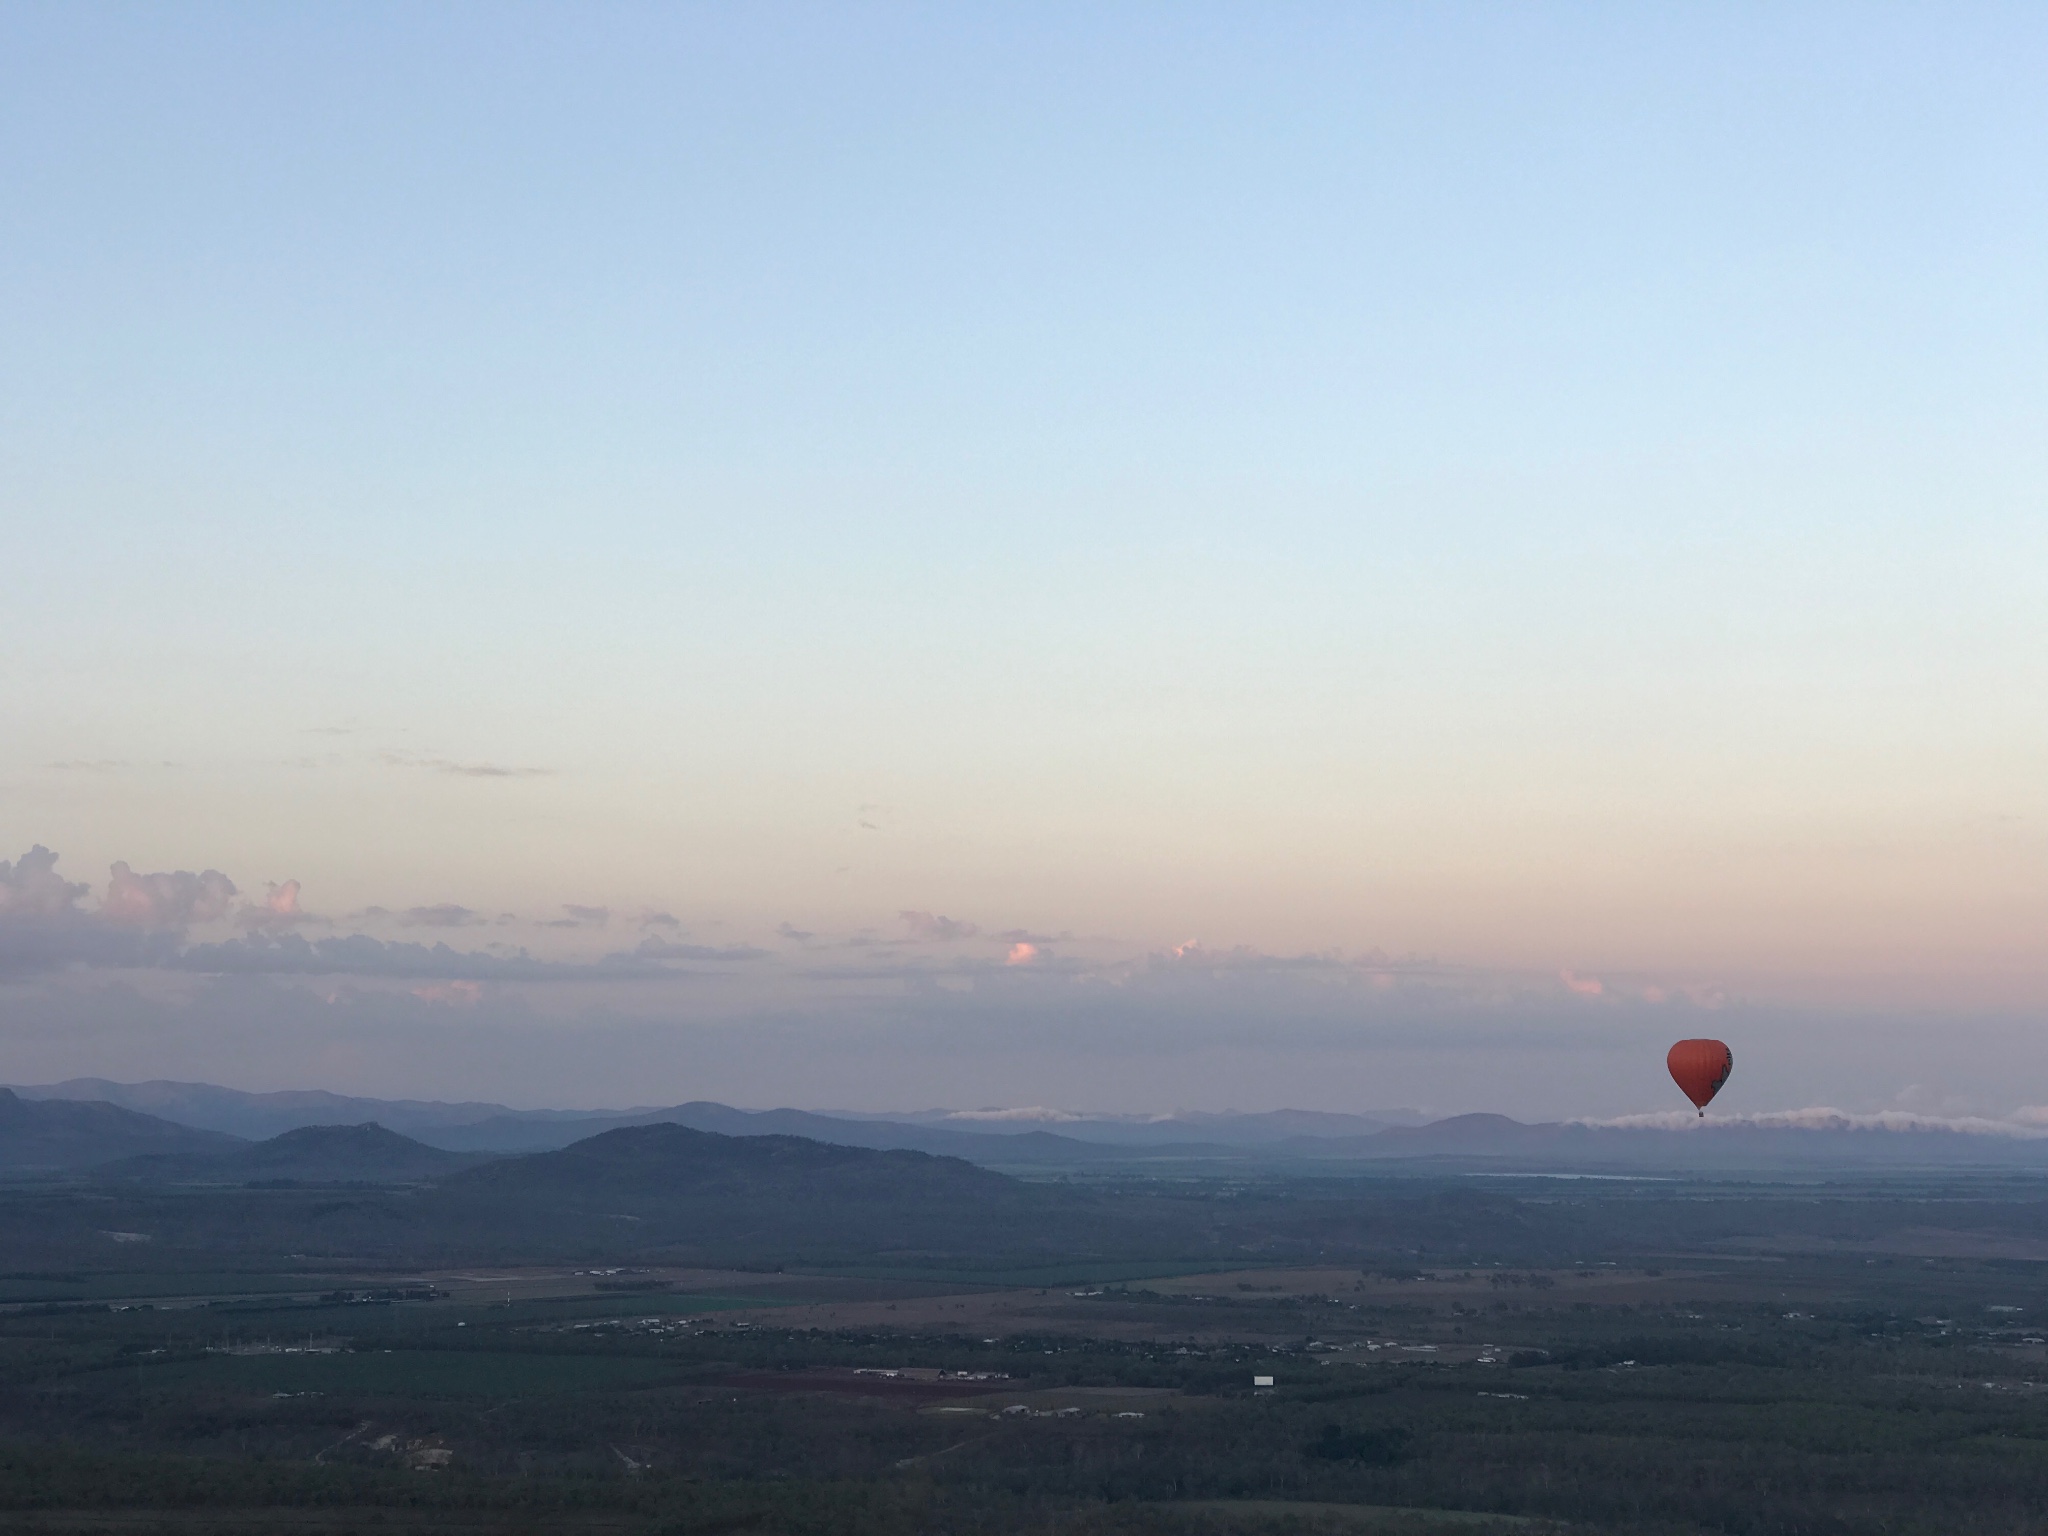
8 1171 2048 1533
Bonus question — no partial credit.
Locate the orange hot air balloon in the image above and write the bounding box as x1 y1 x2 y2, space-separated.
1667 1039 1733 1116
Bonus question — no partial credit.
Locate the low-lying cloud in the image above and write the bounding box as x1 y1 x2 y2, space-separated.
1579 1108 2048 1138
100 863 237 928
900 911 979 941
397 904 483 929
0 847 88 920
14 842 2038 1123
236 880 314 932
618 937 767 964
0 847 761 984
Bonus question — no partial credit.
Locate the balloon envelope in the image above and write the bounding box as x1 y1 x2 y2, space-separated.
1667 1039 1733 1114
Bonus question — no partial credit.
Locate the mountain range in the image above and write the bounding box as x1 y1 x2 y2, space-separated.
12 1079 2048 1179
8 1078 1416 1154
0 1087 241 1172
96 1121 487 1184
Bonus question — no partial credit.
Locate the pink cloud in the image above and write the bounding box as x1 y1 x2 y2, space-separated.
1006 941 1040 966
1558 968 1604 997
101 861 236 928
237 879 312 931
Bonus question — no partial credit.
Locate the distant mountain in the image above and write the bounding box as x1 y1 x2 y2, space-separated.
22 1079 2048 1177
9 1080 1416 1157
96 1122 489 1185
448 1122 1012 1202
0 1087 244 1173
0 1122 1156 1271
11 1079 603 1142
418 1123 1117 1264
423 1101 1244 1164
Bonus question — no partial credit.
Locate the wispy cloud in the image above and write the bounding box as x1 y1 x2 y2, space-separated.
615 937 766 964
1159 941 1371 973
172 932 640 980
379 752 554 779
398 904 484 929
901 911 979 941
0 846 776 984
173 931 764 981
542 904 611 929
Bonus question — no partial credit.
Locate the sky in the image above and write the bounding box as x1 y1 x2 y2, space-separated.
3 3 2046 1118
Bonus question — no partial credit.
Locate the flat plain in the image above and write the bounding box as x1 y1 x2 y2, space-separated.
8 1159 2048 1535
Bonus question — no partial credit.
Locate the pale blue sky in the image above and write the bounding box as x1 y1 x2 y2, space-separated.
3 4 2046 1111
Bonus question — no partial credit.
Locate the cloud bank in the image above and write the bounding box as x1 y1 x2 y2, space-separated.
0 847 89 919
9 844 2044 1120
0 847 765 983
1580 1108 2048 1138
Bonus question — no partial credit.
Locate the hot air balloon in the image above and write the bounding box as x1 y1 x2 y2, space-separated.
1667 1039 1732 1116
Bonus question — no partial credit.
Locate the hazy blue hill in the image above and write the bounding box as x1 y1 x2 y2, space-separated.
96 1122 489 1185
423 1100 1241 1164
24 1079 2048 1178
0 1087 245 1173
445 1121 1014 1202
426 1102 970 1154
10 1078 596 1142
11 1080 1383 1159
418 1122 1130 1264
